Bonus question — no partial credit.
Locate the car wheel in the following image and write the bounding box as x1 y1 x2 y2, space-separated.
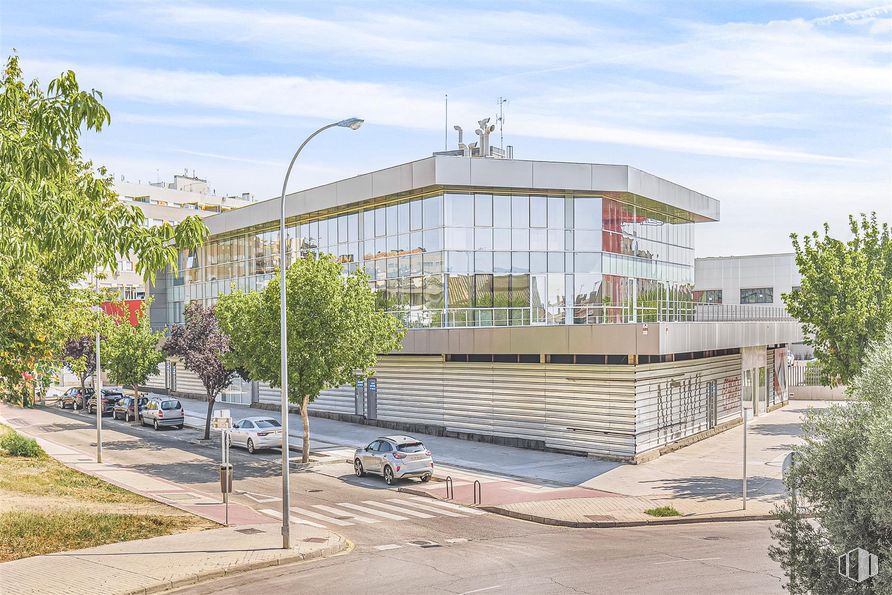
153 419 159 431
421 474 432 483
383 465 395 485
354 459 365 477
247 439 255 454
176 424 183 430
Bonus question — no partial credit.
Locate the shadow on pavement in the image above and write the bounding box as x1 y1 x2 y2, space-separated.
642 475 786 500
748 422 802 436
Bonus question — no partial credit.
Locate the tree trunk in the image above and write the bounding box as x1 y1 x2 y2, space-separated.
301 394 310 463
204 392 215 441
131 385 140 423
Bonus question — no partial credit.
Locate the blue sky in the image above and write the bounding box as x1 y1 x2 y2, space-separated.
3 0 891 255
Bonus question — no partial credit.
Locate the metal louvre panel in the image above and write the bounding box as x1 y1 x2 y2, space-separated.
219 376 250 405
375 356 444 426
175 367 204 395
442 363 495 435
257 382 280 405
490 363 546 440
544 365 636 458
145 370 166 389
634 354 742 453
311 385 355 414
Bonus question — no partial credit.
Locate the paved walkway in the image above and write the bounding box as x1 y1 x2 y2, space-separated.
0 409 349 594
1 523 346 595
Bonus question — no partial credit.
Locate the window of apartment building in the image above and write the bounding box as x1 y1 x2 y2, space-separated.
740 287 773 304
693 289 722 304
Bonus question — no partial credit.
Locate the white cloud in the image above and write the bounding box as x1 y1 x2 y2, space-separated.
25 58 864 166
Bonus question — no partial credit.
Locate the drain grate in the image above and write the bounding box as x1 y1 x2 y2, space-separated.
303 537 327 543
409 540 441 548
702 536 725 541
236 528 264 535
308 489 322 493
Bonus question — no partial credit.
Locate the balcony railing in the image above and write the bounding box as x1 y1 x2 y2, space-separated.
386 303 794 329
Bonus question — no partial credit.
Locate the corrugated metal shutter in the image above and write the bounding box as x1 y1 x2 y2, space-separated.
374 356 444 425
175 367 204 396
635 354 741 453
145 362 167 389
258 382 280 405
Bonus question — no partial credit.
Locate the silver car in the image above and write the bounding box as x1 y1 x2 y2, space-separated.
140 398 185 430
228 417 283 454
354 436 434 485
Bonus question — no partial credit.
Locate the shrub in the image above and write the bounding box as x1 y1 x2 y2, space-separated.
0 432 43 458
644 506 681 517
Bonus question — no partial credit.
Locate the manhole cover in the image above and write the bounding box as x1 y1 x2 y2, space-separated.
409 540 440 548
303 537 327 543
236 528 263 535
584 515 616 521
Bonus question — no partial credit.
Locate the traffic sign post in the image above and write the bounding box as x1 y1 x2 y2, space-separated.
212 410 233 525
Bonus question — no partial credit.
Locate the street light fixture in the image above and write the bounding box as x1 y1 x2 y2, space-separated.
278 117 363 550
90 303 103 463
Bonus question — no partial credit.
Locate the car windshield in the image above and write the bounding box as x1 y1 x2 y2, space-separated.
397 442 426 453
255 420 281 429
161 401 181 410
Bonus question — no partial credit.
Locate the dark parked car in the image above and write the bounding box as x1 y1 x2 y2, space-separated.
86 389 124 416
56 387 94 410
112 396 148 422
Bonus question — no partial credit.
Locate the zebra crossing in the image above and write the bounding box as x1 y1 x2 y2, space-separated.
259 496 485 529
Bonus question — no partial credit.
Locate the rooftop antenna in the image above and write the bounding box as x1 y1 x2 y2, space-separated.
444 93 448 151
497 97 508 150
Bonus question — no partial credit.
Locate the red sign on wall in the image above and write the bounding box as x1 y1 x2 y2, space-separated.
100 300 144 327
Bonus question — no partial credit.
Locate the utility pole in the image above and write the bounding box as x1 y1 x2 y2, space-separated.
444 94 448 151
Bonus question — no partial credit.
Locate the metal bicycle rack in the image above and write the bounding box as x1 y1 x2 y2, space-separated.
445 476 454 500
473 479 482 505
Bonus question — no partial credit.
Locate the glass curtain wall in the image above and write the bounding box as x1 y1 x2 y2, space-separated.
170 191 696 328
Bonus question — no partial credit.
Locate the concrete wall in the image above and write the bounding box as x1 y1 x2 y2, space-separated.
695 253 800 307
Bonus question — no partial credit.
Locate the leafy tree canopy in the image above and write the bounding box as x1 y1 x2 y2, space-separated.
163 301 235 439
769 326 892 593
784 213 892 386
217 254 405 461
103 302 164 400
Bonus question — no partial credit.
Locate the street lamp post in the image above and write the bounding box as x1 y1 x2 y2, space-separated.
278 118 363 550
90 298 104 464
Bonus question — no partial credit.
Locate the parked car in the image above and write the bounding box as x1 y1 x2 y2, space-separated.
140 398 184 430
57 387 84 409
354 436 433 485
112 396 149 421
73 387 95 410
228 417 283 454
86 389 124 415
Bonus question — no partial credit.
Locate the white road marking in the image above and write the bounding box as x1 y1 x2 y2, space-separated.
409 497 487 515
312 504 381 524
653 557 722 565
361 500 434 518
291 506 355 526
239 491 281 503
392 499 468 518
337 502 409 521
260 508 325 528
374 544 402 551
459 586 502 594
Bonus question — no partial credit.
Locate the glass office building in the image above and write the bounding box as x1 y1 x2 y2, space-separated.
168 189 696 329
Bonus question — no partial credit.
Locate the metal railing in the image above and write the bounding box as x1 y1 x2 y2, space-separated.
386 303 794 329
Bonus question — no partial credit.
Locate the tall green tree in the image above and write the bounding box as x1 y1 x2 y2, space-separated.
217 255 405 462
784 213 892 386
769 327 892 593
0 54 206 391
103 303 164 406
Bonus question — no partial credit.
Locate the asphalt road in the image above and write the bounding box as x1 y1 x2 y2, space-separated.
9 405 787 594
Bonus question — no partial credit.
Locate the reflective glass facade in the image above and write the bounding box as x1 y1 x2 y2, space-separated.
167 190 696 327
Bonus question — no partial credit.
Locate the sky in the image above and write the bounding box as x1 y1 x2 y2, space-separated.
2 0 891 256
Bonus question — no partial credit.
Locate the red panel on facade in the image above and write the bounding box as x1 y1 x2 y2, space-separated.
100 299 144 326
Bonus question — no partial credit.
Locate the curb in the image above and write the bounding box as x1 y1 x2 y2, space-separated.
479 506 782 528
397 485 791 529
122 535 351 595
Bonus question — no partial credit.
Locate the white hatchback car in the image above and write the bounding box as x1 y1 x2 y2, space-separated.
228 417 283 454
354 436 434 485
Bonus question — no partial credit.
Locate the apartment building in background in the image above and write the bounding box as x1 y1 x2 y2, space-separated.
147 139 802 462
84 171 255 300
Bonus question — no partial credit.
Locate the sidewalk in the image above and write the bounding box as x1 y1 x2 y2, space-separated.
172 395 826 527
1 523 347 595
0 408 349 594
